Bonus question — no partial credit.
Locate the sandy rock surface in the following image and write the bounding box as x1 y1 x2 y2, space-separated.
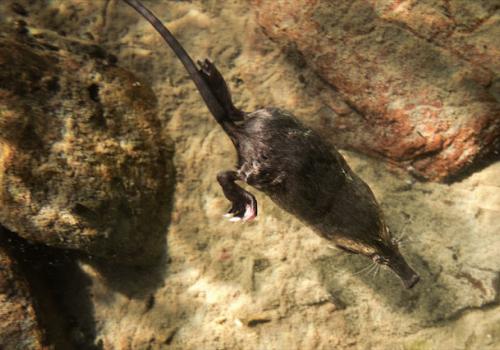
0 17 174 264
0 231 44 350
0 1 499 349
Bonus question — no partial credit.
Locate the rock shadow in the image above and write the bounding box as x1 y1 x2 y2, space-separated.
91 142 176 298
0 226 100 349
0 155 175 348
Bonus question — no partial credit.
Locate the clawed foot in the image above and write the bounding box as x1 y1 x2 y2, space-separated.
223 195 257 223
217 170 257 223
197 58 215 76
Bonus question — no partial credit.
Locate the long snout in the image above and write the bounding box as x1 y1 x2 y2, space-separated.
388 255 420 289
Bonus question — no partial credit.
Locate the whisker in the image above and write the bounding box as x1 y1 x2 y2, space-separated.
371 263 380 279
353 264 371 275
353 262 375 275
394 222 415 245
396 230 407 244
366 262 378 276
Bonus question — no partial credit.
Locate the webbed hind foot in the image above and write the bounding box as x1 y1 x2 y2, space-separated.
217 170 257 222
198 59 244 120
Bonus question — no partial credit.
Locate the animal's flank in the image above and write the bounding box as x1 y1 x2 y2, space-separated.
122 0 420 289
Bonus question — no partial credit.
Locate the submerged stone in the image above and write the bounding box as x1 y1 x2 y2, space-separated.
0 31 174 265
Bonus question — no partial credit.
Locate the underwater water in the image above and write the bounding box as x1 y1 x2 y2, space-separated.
0 0 499 349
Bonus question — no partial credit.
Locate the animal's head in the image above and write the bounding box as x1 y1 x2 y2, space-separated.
336 225 420 289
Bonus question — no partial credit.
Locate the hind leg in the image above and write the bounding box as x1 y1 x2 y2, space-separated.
198 59 244 120
217 170 257 222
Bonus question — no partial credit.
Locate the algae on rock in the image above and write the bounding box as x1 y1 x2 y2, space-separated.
0 29 174 265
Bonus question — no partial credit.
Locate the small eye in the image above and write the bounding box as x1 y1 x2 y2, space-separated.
373 255 388 264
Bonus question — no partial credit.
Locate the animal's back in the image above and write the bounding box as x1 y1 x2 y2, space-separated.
124 0 420 289
237 108 348 223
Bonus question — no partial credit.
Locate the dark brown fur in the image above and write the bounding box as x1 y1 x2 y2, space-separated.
123 0 419 288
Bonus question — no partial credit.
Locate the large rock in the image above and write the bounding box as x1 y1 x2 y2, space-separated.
0 29 174 265
370 0 500 75
0 237 44 350
1 1 499 349
252 0 500 181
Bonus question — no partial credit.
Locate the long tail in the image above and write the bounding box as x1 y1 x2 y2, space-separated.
122 0 243 133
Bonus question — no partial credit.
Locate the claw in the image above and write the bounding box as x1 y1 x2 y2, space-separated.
223 204 255 223
243 204 256 222
217 170 258 224
197 60 210 75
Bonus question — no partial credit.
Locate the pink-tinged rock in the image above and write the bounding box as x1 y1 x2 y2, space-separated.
369 0 500 75
252 0 499 181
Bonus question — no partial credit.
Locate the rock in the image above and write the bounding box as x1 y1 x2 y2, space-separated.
0 29 174 265
370 0 500 75
1 1 499 350
251 0 500 181
0 236 44 350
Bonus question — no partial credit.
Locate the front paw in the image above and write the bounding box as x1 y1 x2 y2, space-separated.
224 194 257 222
